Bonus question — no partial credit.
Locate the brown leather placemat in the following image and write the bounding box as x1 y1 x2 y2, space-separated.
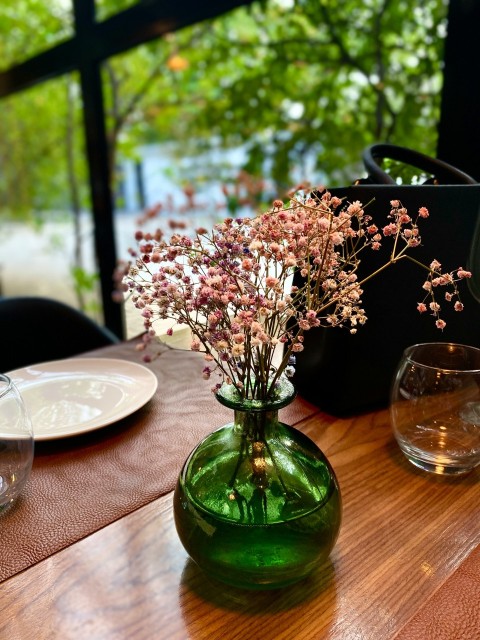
393 545 480 640
0 341 317 583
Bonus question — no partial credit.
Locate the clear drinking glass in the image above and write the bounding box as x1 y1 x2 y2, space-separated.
0 374 34 511
390 343 480 475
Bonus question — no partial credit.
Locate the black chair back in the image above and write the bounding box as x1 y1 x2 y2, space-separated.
0 296 120 372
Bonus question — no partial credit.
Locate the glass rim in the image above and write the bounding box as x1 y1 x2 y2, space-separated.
403 341 480 373
0 373 14 399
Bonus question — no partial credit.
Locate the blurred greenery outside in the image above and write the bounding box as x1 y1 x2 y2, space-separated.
0 0 449 335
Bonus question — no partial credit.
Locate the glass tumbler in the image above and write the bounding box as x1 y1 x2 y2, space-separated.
390 343 480 475
0 374 34 511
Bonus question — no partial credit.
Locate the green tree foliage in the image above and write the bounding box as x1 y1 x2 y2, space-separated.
0 76 88 219
130 0 448 188
0 0 71 72
0 0 449 213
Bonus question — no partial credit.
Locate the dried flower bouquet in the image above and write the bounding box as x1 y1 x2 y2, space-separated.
122 187 471 402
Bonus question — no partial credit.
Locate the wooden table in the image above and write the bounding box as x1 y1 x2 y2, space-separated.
0 345 478 639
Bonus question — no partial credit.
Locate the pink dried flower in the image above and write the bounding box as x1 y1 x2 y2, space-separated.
231 344 245 356
382 223 397 236
291 343 304 352
265 276 279 288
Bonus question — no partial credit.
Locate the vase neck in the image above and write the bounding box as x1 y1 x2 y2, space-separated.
233 407 279 442
215 378 296 412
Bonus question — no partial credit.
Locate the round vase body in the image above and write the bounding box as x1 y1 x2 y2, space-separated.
173 384 342 589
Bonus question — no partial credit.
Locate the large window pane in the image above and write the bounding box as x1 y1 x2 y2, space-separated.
0 75 102 320
104 34 259 340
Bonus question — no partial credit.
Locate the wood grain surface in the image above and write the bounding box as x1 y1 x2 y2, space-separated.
0 405 478 640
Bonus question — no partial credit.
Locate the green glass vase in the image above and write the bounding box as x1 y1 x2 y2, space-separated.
173 379 342 589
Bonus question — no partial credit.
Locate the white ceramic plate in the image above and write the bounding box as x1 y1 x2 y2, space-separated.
8 358 158 441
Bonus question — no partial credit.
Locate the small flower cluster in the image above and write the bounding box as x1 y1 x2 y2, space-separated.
121 187 471 401
417 260 469 329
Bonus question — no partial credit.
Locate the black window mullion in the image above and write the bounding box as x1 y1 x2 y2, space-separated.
74 0 123 336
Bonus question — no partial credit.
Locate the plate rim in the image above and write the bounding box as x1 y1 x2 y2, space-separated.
7 357 158 441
